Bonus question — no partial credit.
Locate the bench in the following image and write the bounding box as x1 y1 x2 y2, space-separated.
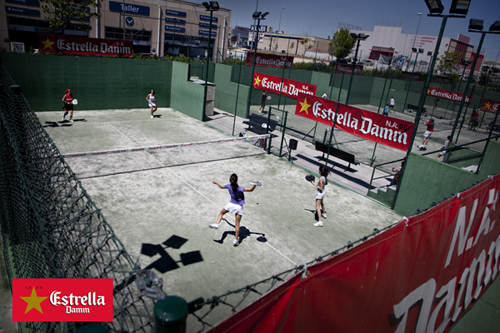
314 141 359 171
243 113 278 134
407 103 428 115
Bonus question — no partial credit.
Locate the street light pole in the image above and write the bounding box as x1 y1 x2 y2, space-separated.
345 33 369 105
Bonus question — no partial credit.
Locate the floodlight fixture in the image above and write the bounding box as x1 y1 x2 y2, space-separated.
412 47 417 52
209 1 219 10
461 58 472 65
490 21 500 32
428 51 432 56
449 0 471 15
419 48 424 53
261 12 270 18
202 2 210 10
468 19 484 31
424 0 444 14
252 11 261 19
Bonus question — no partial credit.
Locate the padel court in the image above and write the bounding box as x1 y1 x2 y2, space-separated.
36 108 403 330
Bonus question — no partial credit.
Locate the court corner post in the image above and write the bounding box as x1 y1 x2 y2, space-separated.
154 295 189 333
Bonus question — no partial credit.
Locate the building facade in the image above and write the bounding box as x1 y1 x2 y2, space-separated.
0 0 231 59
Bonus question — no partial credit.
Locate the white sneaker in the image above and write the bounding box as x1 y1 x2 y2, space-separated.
321 213 327 218
209 224 219 229
151 116 154 118
62 116 65 121
70 120 73 123
233 238 240 246
313 222 323 227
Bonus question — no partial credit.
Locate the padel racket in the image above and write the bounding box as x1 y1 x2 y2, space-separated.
72 99 78 105
249 181 262 186
305 174 315 182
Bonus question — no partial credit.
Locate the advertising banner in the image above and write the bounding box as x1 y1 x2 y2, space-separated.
481 99 500 113
246 52 294 68
38 34 133 57
333 63 363 74
427 87 473 103
294 95 414 151
252 72 316 99
12 278 113 322
209 174 500 333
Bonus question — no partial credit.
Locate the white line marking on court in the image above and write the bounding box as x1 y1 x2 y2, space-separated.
107 122 141 147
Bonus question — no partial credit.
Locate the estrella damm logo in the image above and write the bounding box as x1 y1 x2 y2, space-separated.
12 279 113 322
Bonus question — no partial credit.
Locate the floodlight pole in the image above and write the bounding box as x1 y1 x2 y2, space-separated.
203 5 215 119
403 49 422 114
246 14 265 118
345 34 367 105
391 14 450 210
450 33 486 143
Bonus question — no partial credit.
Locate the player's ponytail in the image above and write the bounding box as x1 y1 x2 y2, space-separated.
230 173 238 192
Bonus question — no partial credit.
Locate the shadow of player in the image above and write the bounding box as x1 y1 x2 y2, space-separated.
213 220 267 245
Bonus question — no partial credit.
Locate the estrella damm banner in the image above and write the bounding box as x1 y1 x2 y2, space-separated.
12 278 113 322
295 94 414 151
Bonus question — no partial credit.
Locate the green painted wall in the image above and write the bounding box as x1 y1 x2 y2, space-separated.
170 61 205 121
478 140 500 178
394 153 479 216
394 141 500 217
213 63 249 118
0 53 172 111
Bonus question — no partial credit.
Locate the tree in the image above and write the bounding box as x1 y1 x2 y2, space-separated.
436 50 461 75
299 35 314 58
40 0 101 31
330 28 356 60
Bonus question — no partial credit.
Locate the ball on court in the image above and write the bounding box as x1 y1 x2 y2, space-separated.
248 136 252 139
233 160 236 163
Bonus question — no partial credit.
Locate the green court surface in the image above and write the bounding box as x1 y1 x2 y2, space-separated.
36 108 403 330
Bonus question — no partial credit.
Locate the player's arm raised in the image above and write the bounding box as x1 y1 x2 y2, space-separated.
212 180 225 189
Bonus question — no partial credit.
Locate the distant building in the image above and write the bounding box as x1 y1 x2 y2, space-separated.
230 26 249 47
0 0 231 59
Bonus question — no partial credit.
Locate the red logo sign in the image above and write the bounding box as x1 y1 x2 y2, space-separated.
427 87 473 103
253 72 317 100
295 95 414 151
246 52 294 68
481 98 500 113
38 34 133 57
12 279 113 322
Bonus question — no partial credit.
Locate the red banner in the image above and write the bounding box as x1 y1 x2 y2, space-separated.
12 278 114 322
246 52 294 68
334 63 363 75
253 72 317 99
38 34 133 57
427 87 473 103
481 99 500 113
294 95 414 151
208 174 500 333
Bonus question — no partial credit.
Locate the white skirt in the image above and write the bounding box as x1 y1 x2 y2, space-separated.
224 202 243 216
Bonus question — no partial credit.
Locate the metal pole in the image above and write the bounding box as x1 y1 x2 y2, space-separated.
345 38 360 105
324 71 345 166
203 8 214 119
392 15 449 210
450 32 486 143
476 109 500 173
279 111 288 157
246 17 261 118
232 54 244 136
403 51 420 113
455 85 476 142
377 69 390 114
278 59 286 109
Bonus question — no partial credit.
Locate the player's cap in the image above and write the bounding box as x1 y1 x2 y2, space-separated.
66 88 71 92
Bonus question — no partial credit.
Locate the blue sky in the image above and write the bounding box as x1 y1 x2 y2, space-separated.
216 0 500 61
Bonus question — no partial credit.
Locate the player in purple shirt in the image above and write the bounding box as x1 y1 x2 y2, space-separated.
209 174 258 246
